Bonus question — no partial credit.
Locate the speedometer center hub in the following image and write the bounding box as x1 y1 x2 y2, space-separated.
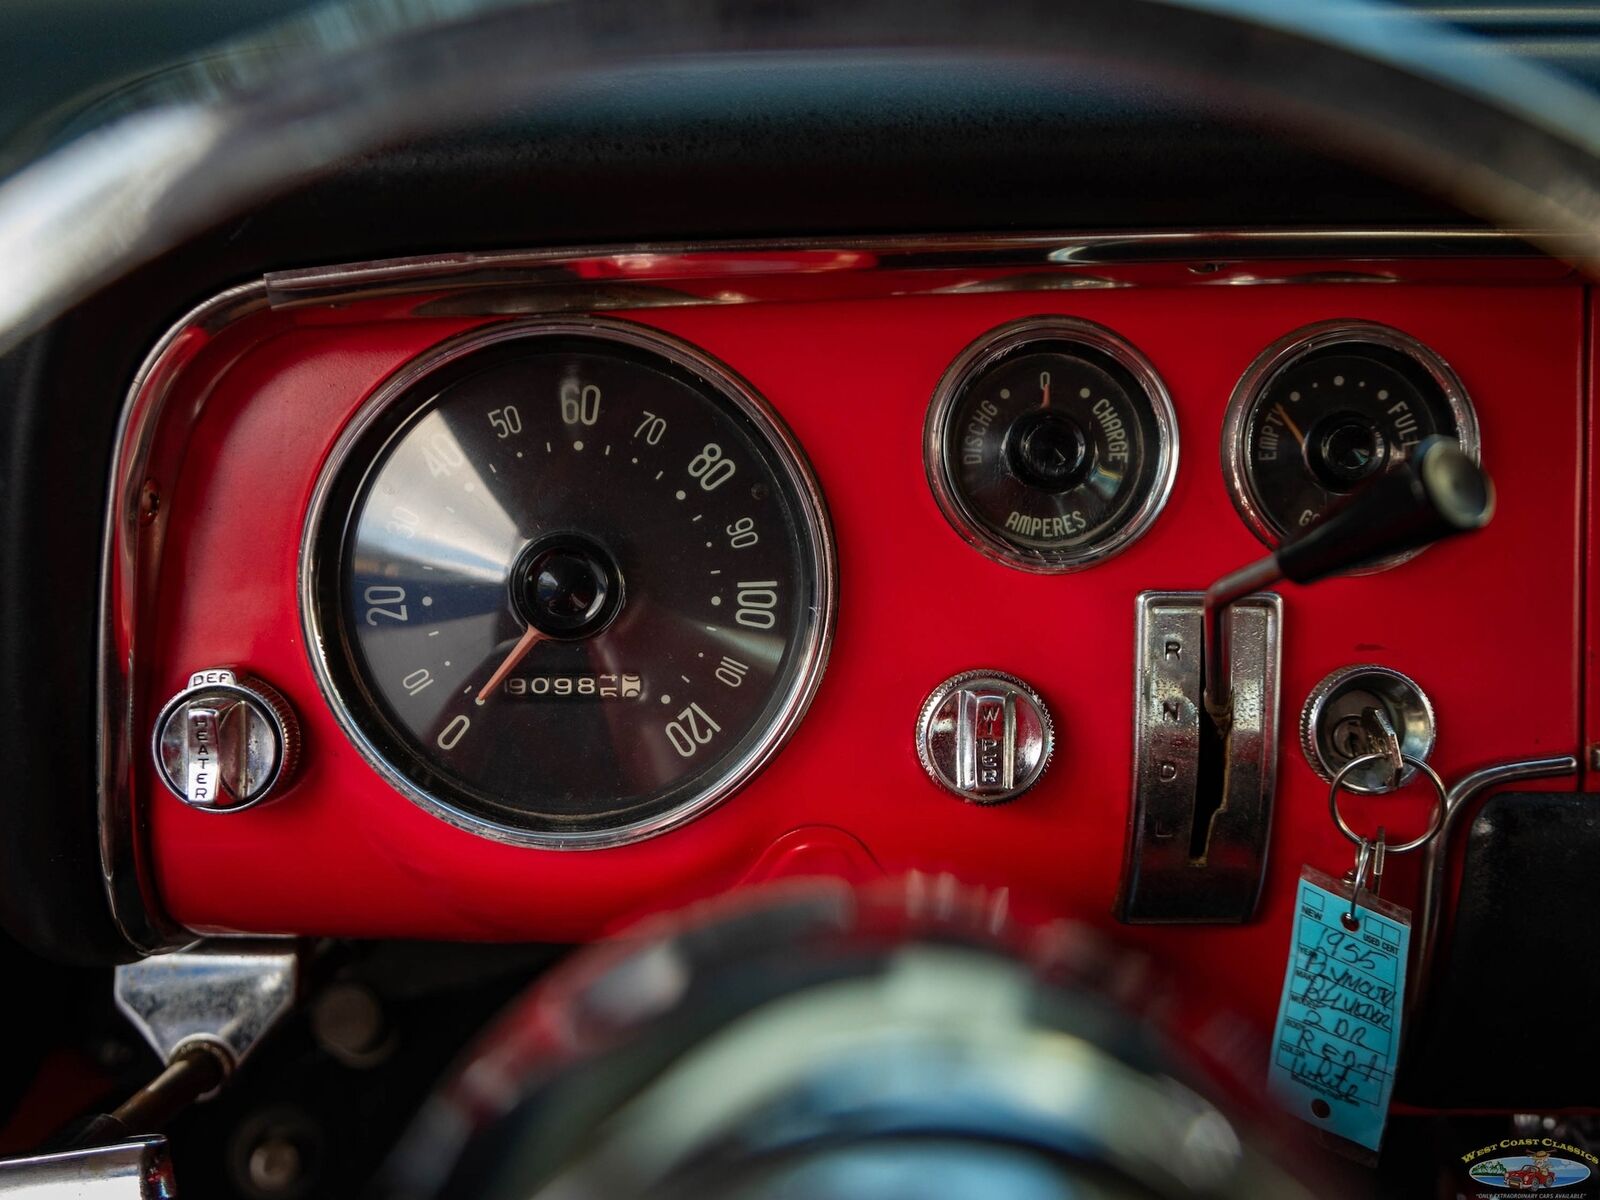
513 534 623 639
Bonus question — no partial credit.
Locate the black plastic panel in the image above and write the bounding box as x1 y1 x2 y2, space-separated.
1402 791 1600 1109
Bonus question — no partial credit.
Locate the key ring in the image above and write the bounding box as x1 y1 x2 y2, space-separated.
1328 752 1446 854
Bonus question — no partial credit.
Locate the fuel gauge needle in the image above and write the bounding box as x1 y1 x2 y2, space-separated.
1275 403 1308 449
475 624 547 705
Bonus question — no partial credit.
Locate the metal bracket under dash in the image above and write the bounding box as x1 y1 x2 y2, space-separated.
1117 590 1282 923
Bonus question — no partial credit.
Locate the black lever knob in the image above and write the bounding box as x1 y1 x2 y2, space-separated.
1204 436 1491 716
1274 436 1493 584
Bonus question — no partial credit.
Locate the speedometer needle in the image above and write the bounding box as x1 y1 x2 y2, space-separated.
475 624 547 705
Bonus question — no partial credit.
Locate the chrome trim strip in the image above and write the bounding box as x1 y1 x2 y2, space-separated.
1220 318 1482 569
262 229 1559 310
1411 753 1577 1017
95 229 1566 951
99 282 270 953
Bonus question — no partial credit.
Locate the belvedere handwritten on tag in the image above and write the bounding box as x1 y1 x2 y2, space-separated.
1268 866 1411 1152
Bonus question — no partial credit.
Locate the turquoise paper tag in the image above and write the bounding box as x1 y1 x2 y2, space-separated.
1268 867 1410 1152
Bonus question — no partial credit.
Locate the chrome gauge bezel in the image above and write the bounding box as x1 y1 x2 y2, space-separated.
298 317 837 850
1221 319 1480 569
923 316 1179 573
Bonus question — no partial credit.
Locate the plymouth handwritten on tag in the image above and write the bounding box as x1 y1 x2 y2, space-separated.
1268 868 1411 1152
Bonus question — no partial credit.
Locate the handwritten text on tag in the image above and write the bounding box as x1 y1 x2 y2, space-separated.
1268 867 1410 1152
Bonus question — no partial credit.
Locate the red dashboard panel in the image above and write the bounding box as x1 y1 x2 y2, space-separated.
127 258 1583 1038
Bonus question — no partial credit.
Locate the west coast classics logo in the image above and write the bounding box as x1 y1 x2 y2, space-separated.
1463 1140 1596 1194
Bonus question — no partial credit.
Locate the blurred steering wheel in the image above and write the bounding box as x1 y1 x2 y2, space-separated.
2 0 1600 357
2 3 1591 1195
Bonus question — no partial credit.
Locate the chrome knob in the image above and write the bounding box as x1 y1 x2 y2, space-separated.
152 668 300 811
916 669 1054 804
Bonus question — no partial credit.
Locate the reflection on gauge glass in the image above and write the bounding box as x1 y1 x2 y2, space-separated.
301 319 835 848
1223 321 1479 563
924 317 1178 572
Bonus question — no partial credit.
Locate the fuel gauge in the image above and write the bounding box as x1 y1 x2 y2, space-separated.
1223 321 1479 567
925 317 1178 572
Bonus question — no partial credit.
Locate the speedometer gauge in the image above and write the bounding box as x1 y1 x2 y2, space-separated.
924 317 1177 572
1222 321 1479 565
301 320 835 847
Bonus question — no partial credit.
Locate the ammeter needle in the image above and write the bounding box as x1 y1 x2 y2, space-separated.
475 624 547 705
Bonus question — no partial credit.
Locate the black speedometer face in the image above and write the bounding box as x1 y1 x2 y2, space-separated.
925 317 1177 572
303 321 834 847
1223 322 1479 560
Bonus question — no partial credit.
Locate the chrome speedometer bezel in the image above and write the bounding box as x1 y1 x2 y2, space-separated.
923 315 1180 574
298 316 837 850
1221 319 1481 569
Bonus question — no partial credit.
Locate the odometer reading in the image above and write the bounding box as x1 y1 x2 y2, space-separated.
302 321 834 846
501 673 644 699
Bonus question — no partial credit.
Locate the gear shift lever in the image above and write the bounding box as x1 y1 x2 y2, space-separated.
1203 436 1494 718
